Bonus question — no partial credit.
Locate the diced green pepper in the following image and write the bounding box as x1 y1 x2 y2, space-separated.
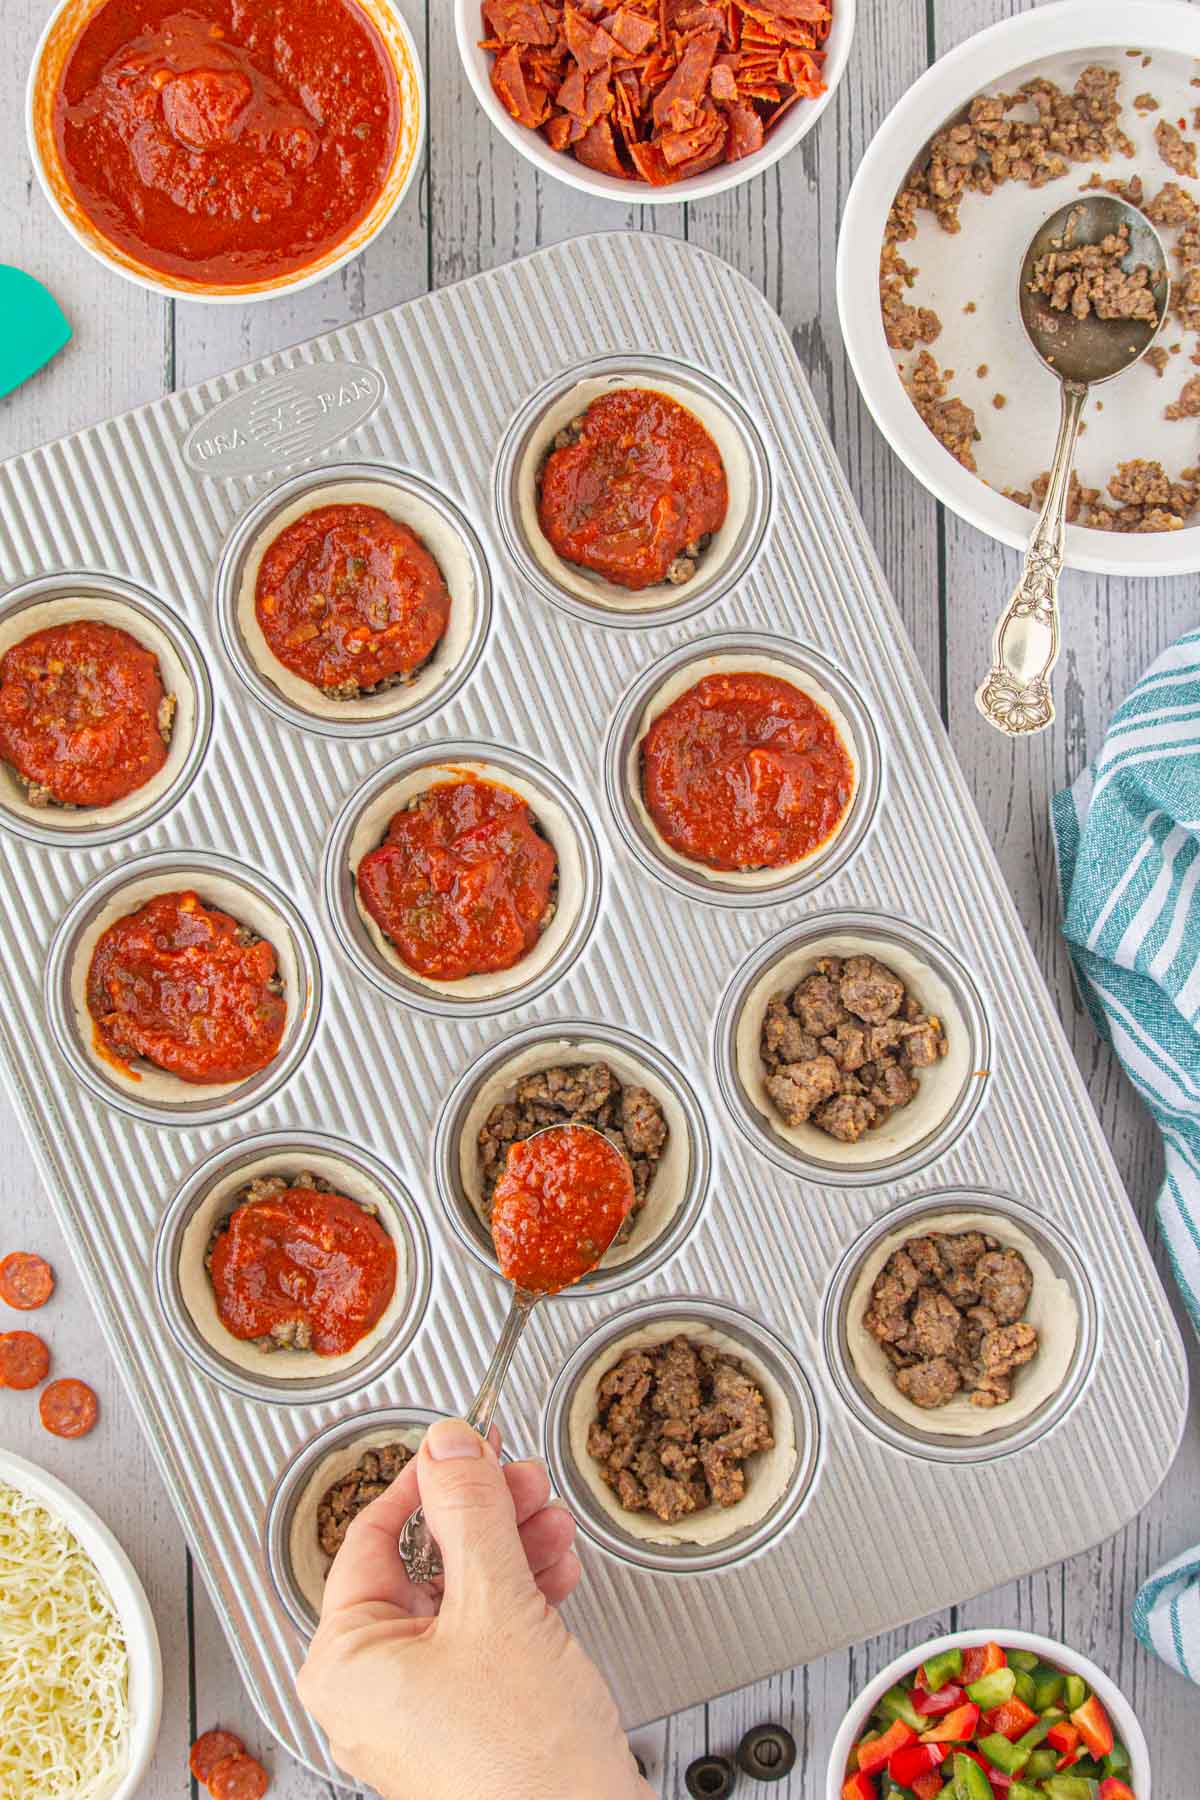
977 1733 1029 1775
923 1649 964 1692
1041 1779 1100 1800
1008 1650 1040 1673
951 1752 995 1799
879 1683 925 1732
1062 1675 1088 1712
881 1783 917 1800
1031 1667 1067 1711
1103 1741 1132 1778
1014 1718 1055 1756
1013 1670 1037 1708
1009 1786 1043 1800
966 1667 1017 1709
1025 1747 1060 1779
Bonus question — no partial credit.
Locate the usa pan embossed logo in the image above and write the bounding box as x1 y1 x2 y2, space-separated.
182 362 385 477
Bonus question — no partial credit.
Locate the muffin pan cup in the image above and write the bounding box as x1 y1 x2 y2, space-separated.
154 1132 432 1405
544 1296 822 1575
0 236 1187 1782
0 570 213 847
434 1018 712 1298
715 910 992 1184
493 354 774 629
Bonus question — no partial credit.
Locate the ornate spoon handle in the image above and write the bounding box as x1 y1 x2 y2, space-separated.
975 379 1088 737
398 1289 539 1587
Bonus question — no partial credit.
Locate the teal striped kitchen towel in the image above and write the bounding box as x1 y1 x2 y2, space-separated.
1052 624 1200 1685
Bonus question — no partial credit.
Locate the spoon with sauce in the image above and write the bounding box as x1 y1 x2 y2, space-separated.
398 1121 636 1586
975 194 1169 737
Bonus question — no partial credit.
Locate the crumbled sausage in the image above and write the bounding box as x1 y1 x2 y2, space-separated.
1156 118 1198 179
896 1356 962 1409
586 1335 774 1523
902 352 980 471
976 1248 1034 1324
1145 181 1197 229
1165 374 1200 420
317 1441 414 1556
1027 215 1159 324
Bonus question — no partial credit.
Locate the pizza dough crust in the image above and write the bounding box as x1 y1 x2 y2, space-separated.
287 1424 426 1621
844 1210 1079 1438
517 376 752 612
734 931 971 1165
628 652 860 889
567 1318 798 1547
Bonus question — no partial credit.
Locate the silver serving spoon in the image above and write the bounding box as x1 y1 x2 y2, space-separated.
398 1121 628 1587
976 196 1169 737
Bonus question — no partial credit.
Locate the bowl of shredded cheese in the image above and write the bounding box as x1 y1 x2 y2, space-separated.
0 1451 161 1800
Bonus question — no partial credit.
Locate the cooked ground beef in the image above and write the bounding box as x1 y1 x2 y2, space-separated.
1008 459 1199 531
760 954 948 1145
1027 215 1159 323
1145 181 1197 229
477 1060 668 1244
317 1441 414 1557
205 1171 375 1353
1156 118 1198 179
1165 374 1200 419
902 353 980 471
863 1230 1041 1412
585 1335 773 1524
881 243 942 351
323 645 438 703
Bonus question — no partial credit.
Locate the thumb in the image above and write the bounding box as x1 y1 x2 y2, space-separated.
417 1418 537 1614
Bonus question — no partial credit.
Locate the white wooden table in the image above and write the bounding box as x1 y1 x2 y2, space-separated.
3 1 1199 1793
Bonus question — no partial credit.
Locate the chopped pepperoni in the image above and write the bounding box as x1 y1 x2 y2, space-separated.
39 1378 98 1439
0 1331 51 1390
189 1730 246 1784
208 1752 270 1800
0 1251 55 1310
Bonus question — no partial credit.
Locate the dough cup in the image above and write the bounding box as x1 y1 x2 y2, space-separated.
718 912 990 1182
0 572 211 846
324 742 601 1016
215 464 491 737
46 850 321 1126
435 1020 711 1296
822 1192 1097 1463
155 1132 430 1404
545 1298 820 1573
605 634 880 907
494 355 773 626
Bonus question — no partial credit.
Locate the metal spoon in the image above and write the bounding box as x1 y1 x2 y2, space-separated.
975 196 1169 737
398 1122 626 1587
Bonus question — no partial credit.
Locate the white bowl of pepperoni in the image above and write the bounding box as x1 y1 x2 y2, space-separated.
26 0 425 301
828 1629 1150 1800
455 0 855 202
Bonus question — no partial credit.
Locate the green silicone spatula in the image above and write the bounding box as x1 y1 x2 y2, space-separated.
0 267 72 399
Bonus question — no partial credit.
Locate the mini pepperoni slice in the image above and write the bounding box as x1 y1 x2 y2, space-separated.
189 1730 246 1785
0 1251 55 1310
39 1378 98 1438
0 1330 50 1390
208 1752 270 1800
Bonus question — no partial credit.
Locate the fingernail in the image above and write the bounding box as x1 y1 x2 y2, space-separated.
425 1419 484 1460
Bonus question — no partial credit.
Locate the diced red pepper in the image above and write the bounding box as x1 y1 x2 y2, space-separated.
888 1743 946 1786
1071 1695 1115 1759
920 1704 981 1744
842 1774 877 1800
961 1643 1006 1684
914 1684 968 1718
1099 1780 1136 1800
1046 1721 1080 1757
1057 1750 1084 1772
857 1721 918 1777
960 1747 1010 1793
912 1776 945 1800
981 1698 1040 1741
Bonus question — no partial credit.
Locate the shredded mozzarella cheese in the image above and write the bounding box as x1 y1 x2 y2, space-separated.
0 1481 130 1799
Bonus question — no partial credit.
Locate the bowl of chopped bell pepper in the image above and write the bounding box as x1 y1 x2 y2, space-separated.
827 1631 1150 1800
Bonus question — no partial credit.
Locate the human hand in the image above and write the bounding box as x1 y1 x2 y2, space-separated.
296 1417 657 1800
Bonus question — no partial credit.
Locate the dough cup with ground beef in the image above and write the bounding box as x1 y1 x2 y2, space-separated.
844 1210 1080 1440
506 364 766 619
566 1319 798 1552
283 1424 426 1627
449 1033 703 1284
730 925 981 1174
0 580 206 839
225 470 486 731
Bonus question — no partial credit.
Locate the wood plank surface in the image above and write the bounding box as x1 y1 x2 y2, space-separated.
1 0 1197 1793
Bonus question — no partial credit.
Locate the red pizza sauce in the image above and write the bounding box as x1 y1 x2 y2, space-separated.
255 504 450 695
208 1187 396 1355
86 890 287 1084
641 670 855 871
0 619 171 808
491 1124 635 1294
356 777 558 982
538 387 728 590
51 0 400 287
